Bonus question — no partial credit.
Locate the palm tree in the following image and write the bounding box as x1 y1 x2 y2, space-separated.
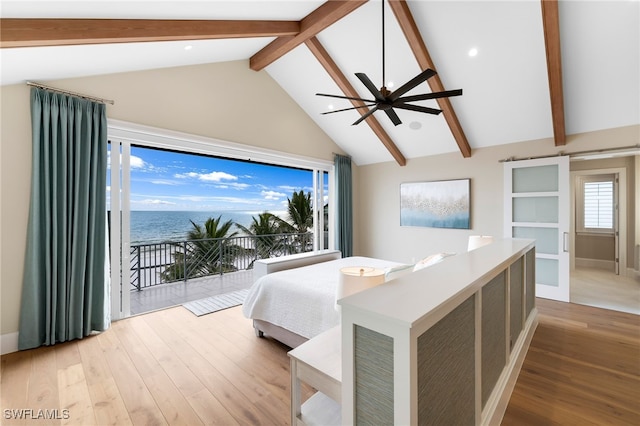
162 215 241 282
236 212 292 261
287 190 313 233
187 216 242 273
284 190 314 252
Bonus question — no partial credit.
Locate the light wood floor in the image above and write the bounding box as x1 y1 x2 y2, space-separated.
2 299 638 425
571 267 640 315
503 298 640 425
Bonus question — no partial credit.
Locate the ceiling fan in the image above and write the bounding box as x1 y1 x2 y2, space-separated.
316 0 462 126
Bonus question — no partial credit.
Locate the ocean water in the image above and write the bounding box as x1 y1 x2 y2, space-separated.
126 210 272 244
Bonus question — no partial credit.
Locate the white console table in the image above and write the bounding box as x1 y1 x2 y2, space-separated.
288 326 341 426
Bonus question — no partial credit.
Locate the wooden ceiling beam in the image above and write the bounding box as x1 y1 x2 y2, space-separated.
541 0 566 146
250 0 367 71
305 37 407 166
388 0 472 158
0 18 300 48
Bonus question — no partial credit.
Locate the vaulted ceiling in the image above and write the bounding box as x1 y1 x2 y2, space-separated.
2 1 638 166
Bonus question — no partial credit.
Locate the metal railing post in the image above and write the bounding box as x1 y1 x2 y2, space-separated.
136 246 142 291
219 239 223 276
183 241 188 283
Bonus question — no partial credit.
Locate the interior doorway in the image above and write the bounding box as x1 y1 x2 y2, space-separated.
569 158 639 315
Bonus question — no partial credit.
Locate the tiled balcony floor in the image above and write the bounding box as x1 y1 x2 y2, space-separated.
129 270 254 315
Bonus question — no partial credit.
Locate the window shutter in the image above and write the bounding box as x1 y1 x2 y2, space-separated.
583 181 613 229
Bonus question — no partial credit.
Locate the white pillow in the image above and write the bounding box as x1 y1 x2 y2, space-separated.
413 252 456 271
383 264 415 282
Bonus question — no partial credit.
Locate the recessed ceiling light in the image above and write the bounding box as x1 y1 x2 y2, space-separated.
468 47 478 57
409 121 422 130
327 104 334 110
387 81 394 88
184 45 193 51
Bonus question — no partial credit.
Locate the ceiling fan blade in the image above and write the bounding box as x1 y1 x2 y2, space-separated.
352 105 380 125
355 73 385 102
389 69 437 102
316 93 375 103
385 108 402 126
394 89 463 104
321 104 377 115
394 103 442 115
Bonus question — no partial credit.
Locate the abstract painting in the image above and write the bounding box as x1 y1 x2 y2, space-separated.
400 179 470 229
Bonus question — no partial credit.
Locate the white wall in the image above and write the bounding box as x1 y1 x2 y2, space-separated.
354 126 639 265
0 60 345 341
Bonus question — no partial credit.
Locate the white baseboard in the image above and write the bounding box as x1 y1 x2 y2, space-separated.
575 258 615 271
576 259 638 279
1 332 19 355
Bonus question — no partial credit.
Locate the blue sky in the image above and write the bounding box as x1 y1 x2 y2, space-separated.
108 145 323 212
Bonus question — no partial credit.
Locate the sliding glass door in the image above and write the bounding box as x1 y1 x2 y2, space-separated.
107 121 334 320
504 156 570 302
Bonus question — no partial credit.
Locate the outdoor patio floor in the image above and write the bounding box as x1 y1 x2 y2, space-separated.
129 270 254 316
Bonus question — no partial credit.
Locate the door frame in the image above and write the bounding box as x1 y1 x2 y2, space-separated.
569 167 627 275
109 139 132 321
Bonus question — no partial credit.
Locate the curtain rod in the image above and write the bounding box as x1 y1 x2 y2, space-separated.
26 81 115 105
499 144 640 163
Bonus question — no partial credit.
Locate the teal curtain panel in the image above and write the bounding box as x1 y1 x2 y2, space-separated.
18 87 109 350
334 154 353 257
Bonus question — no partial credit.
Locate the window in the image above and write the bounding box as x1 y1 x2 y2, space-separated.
576 174 615 234
583 181 613 229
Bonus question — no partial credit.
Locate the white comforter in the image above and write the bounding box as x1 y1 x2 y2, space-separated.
242 256 399 339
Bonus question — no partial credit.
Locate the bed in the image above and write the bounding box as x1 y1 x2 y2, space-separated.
242 254 402 348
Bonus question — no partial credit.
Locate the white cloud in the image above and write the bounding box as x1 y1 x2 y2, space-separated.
199 171 237 182
150 179 180 186
174 171 238 182
224 182 250 190
130 155 146 169
174 172 199 179
137 199 176 205
107 152 146 169
262 190 286 200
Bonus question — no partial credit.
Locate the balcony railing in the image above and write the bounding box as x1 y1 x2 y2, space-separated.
129 232 314 291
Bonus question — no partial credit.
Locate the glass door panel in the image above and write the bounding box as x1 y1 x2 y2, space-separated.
512 165 559 192
536 259 559 287
512 227 559 255
513 197 559 223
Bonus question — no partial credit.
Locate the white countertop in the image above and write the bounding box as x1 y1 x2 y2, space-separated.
337 238 535 329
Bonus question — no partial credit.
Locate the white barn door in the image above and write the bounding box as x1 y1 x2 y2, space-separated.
504 156 570 302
